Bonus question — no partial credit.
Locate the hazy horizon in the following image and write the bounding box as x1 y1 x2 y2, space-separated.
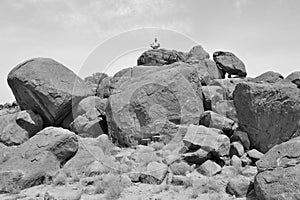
1 0 300 103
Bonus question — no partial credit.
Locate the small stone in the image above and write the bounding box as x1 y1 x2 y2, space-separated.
230 141 245 157
197 160 221 176
231 155 242 170
230 130 250 150
247 149 264 162
226 175 253 197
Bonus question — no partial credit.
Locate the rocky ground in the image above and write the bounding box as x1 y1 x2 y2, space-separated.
0 45 299 200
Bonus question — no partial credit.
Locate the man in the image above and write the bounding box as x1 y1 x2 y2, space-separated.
150 38 160 49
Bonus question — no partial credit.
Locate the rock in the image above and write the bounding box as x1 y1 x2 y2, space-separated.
0 127 78 193
241 166 258 178
0 110 43 146
84 72 108 95
255 137 300 200
230 130 250 150
226 175 253 197
171 175 192 186
240 153 253 166
233 82 300 153
106 64 204 146
212 100 239 122
285 71 300 82
221 166 238 178
7 58 93 126
197 160 221 176
140 161 168 184
67 96 108 137
44 186 82 200
213 51 247 77
182 148 210 165
199 111 236 134
231 155 242 170
96 76 131 98
137 49 187 66
189 60 223 85
183 125 230 157
230 141 244 157
252 71 283 83
186 45 210 61
63 134 116 172
209 78 248 99
202 86 226 110
247 149 264 162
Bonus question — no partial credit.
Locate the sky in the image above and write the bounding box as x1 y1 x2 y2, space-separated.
0 0 300 103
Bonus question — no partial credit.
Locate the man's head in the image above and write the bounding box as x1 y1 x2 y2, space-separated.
154 38 157 42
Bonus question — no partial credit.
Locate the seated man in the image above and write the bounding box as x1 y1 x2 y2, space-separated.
150 38 160 49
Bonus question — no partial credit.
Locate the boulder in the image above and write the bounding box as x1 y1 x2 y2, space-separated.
67 96 108 137
230 130 250 150
0 127 78 193
252 71 283 83
226 175 253 197
230 141 244 157
233 82 300 153
0 110 43 146
209 78 248 99
186 45 210 61
255 137 300 200
137 49 187 66
63 134 116 172
190 59 223 85
106 64 204 146
202 86 226 110
213 51 247 77
139 161 168 184
197 160 221 176
284 71 300 88
211 100 238 122
7 58 93 126
231 155 242 170
199 111 236 134
96 76 130 98
183 125 230 157
247 149 264 162
84 72 108 95
182 148 210 165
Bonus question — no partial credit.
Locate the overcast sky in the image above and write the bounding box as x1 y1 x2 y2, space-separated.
1 0 300 103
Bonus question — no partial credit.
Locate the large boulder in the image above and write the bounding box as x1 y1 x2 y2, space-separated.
106 64 204 146
7 58 93 126
233 82 300 153
0 110 43 146
254 136 300 200
0 127 78 193
284 71 300 88
186 45 210 61
252 71 283 83
137 49 187 66
213 51 247 77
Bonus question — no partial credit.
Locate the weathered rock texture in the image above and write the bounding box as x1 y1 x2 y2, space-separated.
106 63 204 146
233 82 300 153
0 127 78 193
7 58 93 126
255 136 300 200
0 110 43 146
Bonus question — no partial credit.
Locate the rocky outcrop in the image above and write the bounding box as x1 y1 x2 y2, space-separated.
0 127 78 193
0 110 43 146
233 82 300 153
137 49 187 66
213 51 247 77
106 63 204 146
254 136 300 200
7 58 93 126
252 71 283 83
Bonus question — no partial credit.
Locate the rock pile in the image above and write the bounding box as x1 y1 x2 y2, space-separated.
0 45 299 200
